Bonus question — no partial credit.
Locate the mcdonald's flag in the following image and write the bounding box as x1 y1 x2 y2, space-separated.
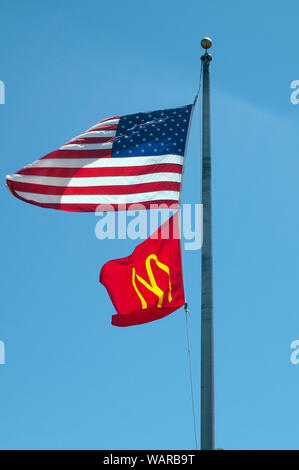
100 214 185 326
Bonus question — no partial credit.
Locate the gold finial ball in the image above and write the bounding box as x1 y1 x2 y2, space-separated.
201 37 212 50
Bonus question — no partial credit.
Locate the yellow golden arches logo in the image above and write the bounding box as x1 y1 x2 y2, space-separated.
132 254 172 310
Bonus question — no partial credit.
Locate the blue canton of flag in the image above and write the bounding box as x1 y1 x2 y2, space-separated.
112 105 192 158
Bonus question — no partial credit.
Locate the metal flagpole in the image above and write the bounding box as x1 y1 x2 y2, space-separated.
200 37 214 450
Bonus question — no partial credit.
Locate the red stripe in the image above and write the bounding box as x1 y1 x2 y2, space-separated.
84 124 118 132
7 188 179 213
85 116 120 132
95 116 120 124
45 201 178 212
17 163 183 178
9 181 181 195
66 137 114 145
40 149 112 159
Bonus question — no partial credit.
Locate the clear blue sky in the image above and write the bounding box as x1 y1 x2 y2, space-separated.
1 0 299 450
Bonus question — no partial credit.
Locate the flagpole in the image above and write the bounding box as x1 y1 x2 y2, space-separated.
200 37 214 450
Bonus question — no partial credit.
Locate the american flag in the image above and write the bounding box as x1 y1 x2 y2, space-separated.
6 104 193 212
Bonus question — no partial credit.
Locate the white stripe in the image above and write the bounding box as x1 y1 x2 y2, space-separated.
72 130 116 139
8 172 182 187
86 118 119 131
20 154 183 169
15 190 180 205
60 142 113 150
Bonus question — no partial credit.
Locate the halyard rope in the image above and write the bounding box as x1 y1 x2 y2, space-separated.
184 303 198 450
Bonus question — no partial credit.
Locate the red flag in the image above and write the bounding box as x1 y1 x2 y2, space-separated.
100 213 185 326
